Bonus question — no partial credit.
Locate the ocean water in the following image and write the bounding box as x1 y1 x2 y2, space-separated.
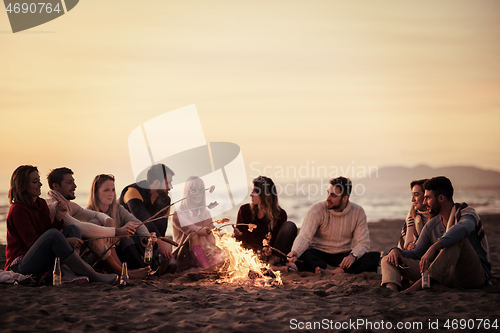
1 190 499 245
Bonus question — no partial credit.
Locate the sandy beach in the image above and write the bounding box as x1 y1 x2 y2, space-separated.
0 215 499 333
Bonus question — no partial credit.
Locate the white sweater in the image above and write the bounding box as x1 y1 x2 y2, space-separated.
291 201 370 258
46 198 115 239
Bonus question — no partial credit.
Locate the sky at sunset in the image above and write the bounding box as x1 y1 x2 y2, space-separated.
1 0 499 194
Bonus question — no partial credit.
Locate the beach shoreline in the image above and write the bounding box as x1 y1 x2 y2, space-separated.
0 215 499 332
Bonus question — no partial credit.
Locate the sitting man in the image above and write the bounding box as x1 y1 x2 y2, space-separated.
381 176 490 292
119 163 175 269
45 167 140 278
287 177 380 274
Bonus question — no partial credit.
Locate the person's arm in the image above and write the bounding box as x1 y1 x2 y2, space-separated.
404 215 416 250
290 204 322 258
71 202 110 225
114 205 148 237
438 215 476 248
10 206 45 248
269 209 288 248
122 188 165 236
400 220 435 260
123 188 152 221
62 214 115 239
234 206 248 241
350 208 370 258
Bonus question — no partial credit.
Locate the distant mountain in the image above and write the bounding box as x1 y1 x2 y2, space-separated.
358 165 500 191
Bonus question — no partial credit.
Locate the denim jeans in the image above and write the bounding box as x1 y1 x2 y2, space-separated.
297 248 380 273
10 225 81 276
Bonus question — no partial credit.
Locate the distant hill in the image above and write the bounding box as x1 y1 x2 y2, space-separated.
358 165 500 191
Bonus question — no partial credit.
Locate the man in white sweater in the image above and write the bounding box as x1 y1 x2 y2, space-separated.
45 168 137 259
288 177 380 274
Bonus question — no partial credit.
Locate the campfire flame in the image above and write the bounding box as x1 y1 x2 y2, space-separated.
213 231 282 286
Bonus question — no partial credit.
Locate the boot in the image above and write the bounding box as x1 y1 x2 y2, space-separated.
63 252 117 284
61 264 89 285
190 245 210 269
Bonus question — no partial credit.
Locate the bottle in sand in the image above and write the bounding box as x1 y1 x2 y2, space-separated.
377 252 384 274
144 237 153 265
120 262 129 286
422 270 430 289
53 257 61 286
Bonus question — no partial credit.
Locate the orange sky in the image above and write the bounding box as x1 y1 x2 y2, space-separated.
1 0 499 193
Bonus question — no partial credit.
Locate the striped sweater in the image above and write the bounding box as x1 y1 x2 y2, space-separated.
291 201 370 258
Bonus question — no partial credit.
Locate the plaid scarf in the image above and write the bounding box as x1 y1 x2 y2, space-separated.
447 202 490 265
398 209 429 249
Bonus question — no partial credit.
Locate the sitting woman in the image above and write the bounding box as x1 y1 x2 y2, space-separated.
398 179 431 250
172 176 218 269
234 176 297 266
5 165 117 284
86 174 154 278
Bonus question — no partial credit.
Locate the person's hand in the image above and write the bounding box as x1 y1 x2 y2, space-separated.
287 251 297 263
104 218 115 228
386 248 404 267
339 253 356 270
407 242 416 250
232 225 243 237
115 222 139 238
262 246 272 257
420 241 442 273
157 240 172 260
66 237 83 249
55 200 68 221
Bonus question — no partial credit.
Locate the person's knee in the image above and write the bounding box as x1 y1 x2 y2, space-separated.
119 237 135 249
45 228 64 240
381 256 392 269
64 225 82 239
281 221 298 235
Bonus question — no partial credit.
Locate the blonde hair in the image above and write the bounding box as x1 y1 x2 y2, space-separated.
8 165 39 206
251 176 282 231
86 174 117 223
178 176 207 217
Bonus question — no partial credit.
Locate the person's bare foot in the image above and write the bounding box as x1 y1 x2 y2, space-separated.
128 267 151 279
385 282 399 292
330 267 345 275
401 279 424 293
285 262 298 272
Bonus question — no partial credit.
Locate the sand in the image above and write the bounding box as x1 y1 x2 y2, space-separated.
0 215 499 333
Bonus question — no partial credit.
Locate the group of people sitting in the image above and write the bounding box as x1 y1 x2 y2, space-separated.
4 163 491 292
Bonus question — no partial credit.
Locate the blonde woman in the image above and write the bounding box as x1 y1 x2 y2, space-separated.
86 174 153 278
234 176 297 265
172 176 218 269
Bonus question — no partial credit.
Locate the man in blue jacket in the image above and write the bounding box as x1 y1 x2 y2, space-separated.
381 176 490 292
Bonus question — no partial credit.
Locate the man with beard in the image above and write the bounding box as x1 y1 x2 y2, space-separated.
118 163 175 267
382 176 490 292
287 177 380 274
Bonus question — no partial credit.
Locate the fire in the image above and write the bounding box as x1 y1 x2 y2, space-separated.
212 231 282 286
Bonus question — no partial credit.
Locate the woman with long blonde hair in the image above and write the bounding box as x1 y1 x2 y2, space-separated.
172 176 217 269
86 174 153 278
234 176 297 265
